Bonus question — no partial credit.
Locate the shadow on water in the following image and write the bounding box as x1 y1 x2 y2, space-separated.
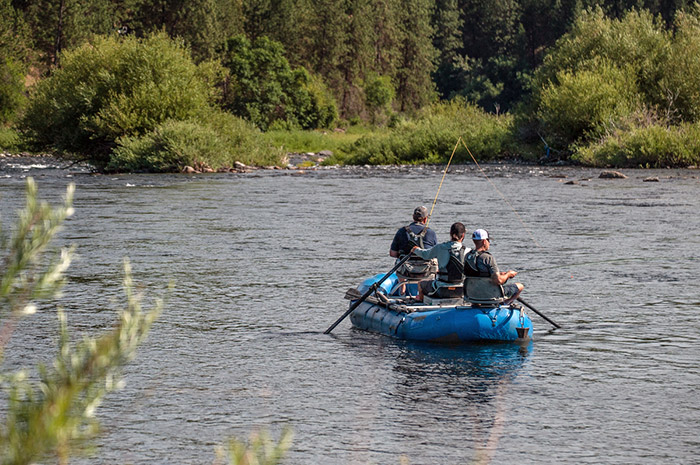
325 331 534 463
391 341 532 463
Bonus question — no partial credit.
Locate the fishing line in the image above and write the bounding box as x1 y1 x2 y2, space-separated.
460 138 543 249
519 257 647 274
425 137 460 229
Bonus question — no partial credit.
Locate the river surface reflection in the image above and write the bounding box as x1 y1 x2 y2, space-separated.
1 159 698 464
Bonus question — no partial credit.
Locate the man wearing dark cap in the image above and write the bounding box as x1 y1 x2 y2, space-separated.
464 229 523 304
390 206 438 280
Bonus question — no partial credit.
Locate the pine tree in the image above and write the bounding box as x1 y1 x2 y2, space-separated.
128 0 243 61
432 0 465 99
395 0 436 112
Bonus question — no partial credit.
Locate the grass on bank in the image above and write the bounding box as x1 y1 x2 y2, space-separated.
263 125 387 163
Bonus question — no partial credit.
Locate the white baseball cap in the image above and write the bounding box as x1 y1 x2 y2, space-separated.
472 229 490 241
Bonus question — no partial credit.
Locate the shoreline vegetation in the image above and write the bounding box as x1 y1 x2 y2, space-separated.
3 7 700 172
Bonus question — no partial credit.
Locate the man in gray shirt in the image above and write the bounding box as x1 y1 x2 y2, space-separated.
464 229 524 304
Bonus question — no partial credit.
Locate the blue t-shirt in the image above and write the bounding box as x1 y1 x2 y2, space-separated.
390 222 437 256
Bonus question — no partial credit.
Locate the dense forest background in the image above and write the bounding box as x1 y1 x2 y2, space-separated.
2 0 700 169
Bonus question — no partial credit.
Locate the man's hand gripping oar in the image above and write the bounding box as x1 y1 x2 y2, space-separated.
324 252 414 334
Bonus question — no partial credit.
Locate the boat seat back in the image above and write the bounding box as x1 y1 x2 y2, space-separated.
464 277 508 306
423 296 464 306
431 283 464 299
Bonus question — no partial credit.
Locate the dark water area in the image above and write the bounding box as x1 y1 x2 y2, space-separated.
1 157 699 464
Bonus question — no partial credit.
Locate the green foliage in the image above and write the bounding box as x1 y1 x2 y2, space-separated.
573 120 700 167
20 33 213 168
218 428 293 465
527 7 692 153
535 8 671 101
537 60 639 145
394 0 437 112
110 112 284 172
0 58 26 124
0 0 29 124
23 0 121 69
364 74 395 125
343 98 515 164
0 178 162 464
221 35 337 130
661 6 700 123
127 0 244 62
0 127 21 151
264 125 377 159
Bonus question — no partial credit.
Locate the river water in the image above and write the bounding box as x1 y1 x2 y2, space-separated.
1 158 699 464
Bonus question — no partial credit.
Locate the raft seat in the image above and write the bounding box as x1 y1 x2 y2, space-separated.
423 296 464 306
464 277 508 308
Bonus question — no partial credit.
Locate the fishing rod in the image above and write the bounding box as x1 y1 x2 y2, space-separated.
425 137 461 228
460 138 543 249
460 138 563 329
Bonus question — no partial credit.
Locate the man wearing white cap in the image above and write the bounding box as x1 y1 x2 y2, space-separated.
464 229 523 304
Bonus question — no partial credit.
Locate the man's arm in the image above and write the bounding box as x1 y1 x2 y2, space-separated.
491 270 517 285
411 245 439 260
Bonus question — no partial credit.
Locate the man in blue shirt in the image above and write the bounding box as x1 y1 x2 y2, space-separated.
390 206 438 280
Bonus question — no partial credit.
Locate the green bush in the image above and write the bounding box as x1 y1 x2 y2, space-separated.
343 98 515 165
526 8 674 152
573 122 700 167
0 57 26 124
535 8 670 106
110 111 283 172
0 125 21 151
661 6 700 123
221 35 337 130
364 73 395 126
536 61 639 146
21 33 214 168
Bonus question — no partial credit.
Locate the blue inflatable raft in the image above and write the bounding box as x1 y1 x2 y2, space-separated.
347 273 533 344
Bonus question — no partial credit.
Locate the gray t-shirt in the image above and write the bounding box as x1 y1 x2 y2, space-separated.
470 250 499 276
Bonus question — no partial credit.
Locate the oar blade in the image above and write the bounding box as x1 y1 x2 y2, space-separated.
344 288 362 300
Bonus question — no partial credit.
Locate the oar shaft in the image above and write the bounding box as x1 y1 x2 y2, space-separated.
517 297 561 329
324 252 414 334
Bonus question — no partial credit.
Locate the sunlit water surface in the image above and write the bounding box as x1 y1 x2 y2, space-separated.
1 159 699 464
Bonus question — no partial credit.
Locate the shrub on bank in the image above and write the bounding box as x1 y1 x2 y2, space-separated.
20 33 216 169
573 122 700 167
0 126 20 151
536 61 638 146
0 57 26 125
342 99 515 165
110 112 283 172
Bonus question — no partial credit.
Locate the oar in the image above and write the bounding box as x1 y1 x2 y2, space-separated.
324 252 414 334
517 297 561 329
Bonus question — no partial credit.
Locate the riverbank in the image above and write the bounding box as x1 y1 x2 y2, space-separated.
3 152 698 185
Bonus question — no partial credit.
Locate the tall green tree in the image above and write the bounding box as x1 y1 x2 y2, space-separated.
395 0 436 112
221 35 336 129
242 0 311 65
0 0 29 123
128 0 244 61
304 0 376 117
432 0 464 99
22 0 119 69
370 0 401 78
